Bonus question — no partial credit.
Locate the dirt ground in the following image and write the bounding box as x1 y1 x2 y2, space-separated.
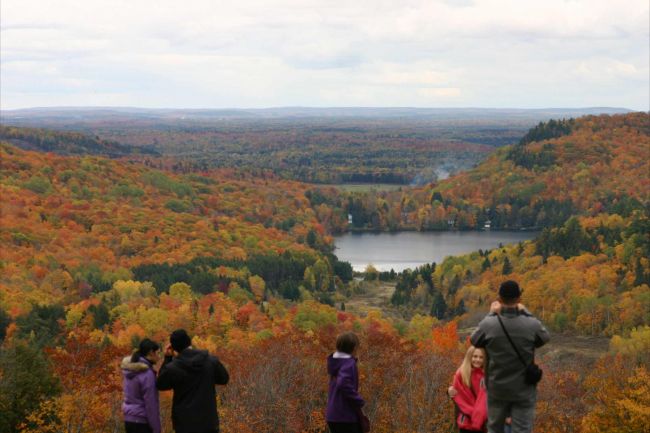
344 281 399 316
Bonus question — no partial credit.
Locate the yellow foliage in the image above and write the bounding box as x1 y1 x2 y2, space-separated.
112 280 156 301
65 304 85 329
248 275 266 302
169 282 193 304
611 326 650 358
407 314 438 342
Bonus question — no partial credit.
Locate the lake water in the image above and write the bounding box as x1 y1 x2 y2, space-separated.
334 231 537 272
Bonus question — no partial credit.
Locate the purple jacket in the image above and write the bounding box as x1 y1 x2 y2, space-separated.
121 356 161 433
326 352 365 423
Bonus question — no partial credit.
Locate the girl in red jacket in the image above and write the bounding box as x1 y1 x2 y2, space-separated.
452 346 488 432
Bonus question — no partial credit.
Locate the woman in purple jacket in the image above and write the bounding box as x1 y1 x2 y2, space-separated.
326 332 367 433
121 338 161 433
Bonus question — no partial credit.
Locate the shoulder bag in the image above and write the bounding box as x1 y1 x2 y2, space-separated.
496 314 543 385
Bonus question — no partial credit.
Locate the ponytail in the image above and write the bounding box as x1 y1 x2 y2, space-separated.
131 350 142 363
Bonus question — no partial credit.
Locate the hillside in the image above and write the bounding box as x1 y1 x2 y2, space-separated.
0 114 649 433
0 142 355 315
0 125 158 157
338 113 650 335
430 113 649 222
311 112 649 232
3 108 630 187
389 211 649 336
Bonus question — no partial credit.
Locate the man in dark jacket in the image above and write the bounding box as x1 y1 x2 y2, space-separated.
470 280 550 433
157 329 229 433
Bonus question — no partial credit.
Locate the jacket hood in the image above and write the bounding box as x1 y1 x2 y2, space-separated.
327 353 356 376
121 356 151 378
176 348 209 372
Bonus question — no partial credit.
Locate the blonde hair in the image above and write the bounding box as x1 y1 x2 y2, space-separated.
458 346 486 388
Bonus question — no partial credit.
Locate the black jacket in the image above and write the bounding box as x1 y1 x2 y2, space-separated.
156 348 229 433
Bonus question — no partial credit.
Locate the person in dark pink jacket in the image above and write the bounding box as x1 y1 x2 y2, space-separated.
452 346 488 432
121 338 161 433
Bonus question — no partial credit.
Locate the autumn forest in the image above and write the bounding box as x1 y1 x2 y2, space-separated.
0 110 649 433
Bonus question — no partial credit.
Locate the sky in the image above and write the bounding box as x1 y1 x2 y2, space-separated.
1 0 648 110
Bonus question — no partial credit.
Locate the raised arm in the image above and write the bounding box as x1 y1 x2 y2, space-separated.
156 355 175 391
534 320 550 348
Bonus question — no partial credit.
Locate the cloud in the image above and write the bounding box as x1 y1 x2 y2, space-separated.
1 0 648 109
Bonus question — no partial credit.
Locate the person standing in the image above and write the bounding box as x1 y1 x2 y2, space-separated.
121 338 162 433
326 332 368 433
156 329 229 433
470 280 550 433
451 346 488 432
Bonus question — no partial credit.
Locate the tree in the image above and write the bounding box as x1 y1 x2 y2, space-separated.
0 309 10 342
248 275 266 302
169 282 193 304
430 292 447 319
87 303 110 330
0 340 60 433
502 256 513 275
306 229 317 248
16 305 65 348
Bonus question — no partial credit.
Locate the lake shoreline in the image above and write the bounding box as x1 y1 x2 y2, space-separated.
345 227 542 234
334 230 538 272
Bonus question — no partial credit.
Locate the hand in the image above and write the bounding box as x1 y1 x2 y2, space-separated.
517 303 526 311
165 344 175 357
448 386 458 398
490 301 502 314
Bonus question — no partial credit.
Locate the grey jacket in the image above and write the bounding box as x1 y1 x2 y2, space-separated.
470 306 550 401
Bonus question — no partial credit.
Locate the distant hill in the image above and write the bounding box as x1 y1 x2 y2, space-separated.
430 112 649 221
0 105 632 122
0 125 159 157
0 106 633 186
309 112 649 233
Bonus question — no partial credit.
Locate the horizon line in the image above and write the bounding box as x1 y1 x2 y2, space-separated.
0 105 638 113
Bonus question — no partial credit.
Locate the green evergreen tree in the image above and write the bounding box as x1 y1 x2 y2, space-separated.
634 257 648 286
448 275 461 295
0 309 10 342
430 292 447 319
0 341 60 433
502 256 513 275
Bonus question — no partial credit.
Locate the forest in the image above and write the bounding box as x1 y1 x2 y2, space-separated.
0 112 648 432
2 108 608 186
311 112 649 232
0 125 158 158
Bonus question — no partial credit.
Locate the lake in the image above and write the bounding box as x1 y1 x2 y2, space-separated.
334 231 537 272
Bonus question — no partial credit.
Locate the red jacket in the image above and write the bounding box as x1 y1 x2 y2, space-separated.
452 367 487 431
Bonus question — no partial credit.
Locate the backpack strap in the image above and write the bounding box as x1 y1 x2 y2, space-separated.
496 314 528 367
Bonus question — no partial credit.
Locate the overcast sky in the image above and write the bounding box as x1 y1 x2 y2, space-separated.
1 0 648 110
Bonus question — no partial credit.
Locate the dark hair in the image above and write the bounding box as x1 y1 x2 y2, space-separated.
170 329 192 352
131 338 160 363
336 332 360 354
499 280 522 303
